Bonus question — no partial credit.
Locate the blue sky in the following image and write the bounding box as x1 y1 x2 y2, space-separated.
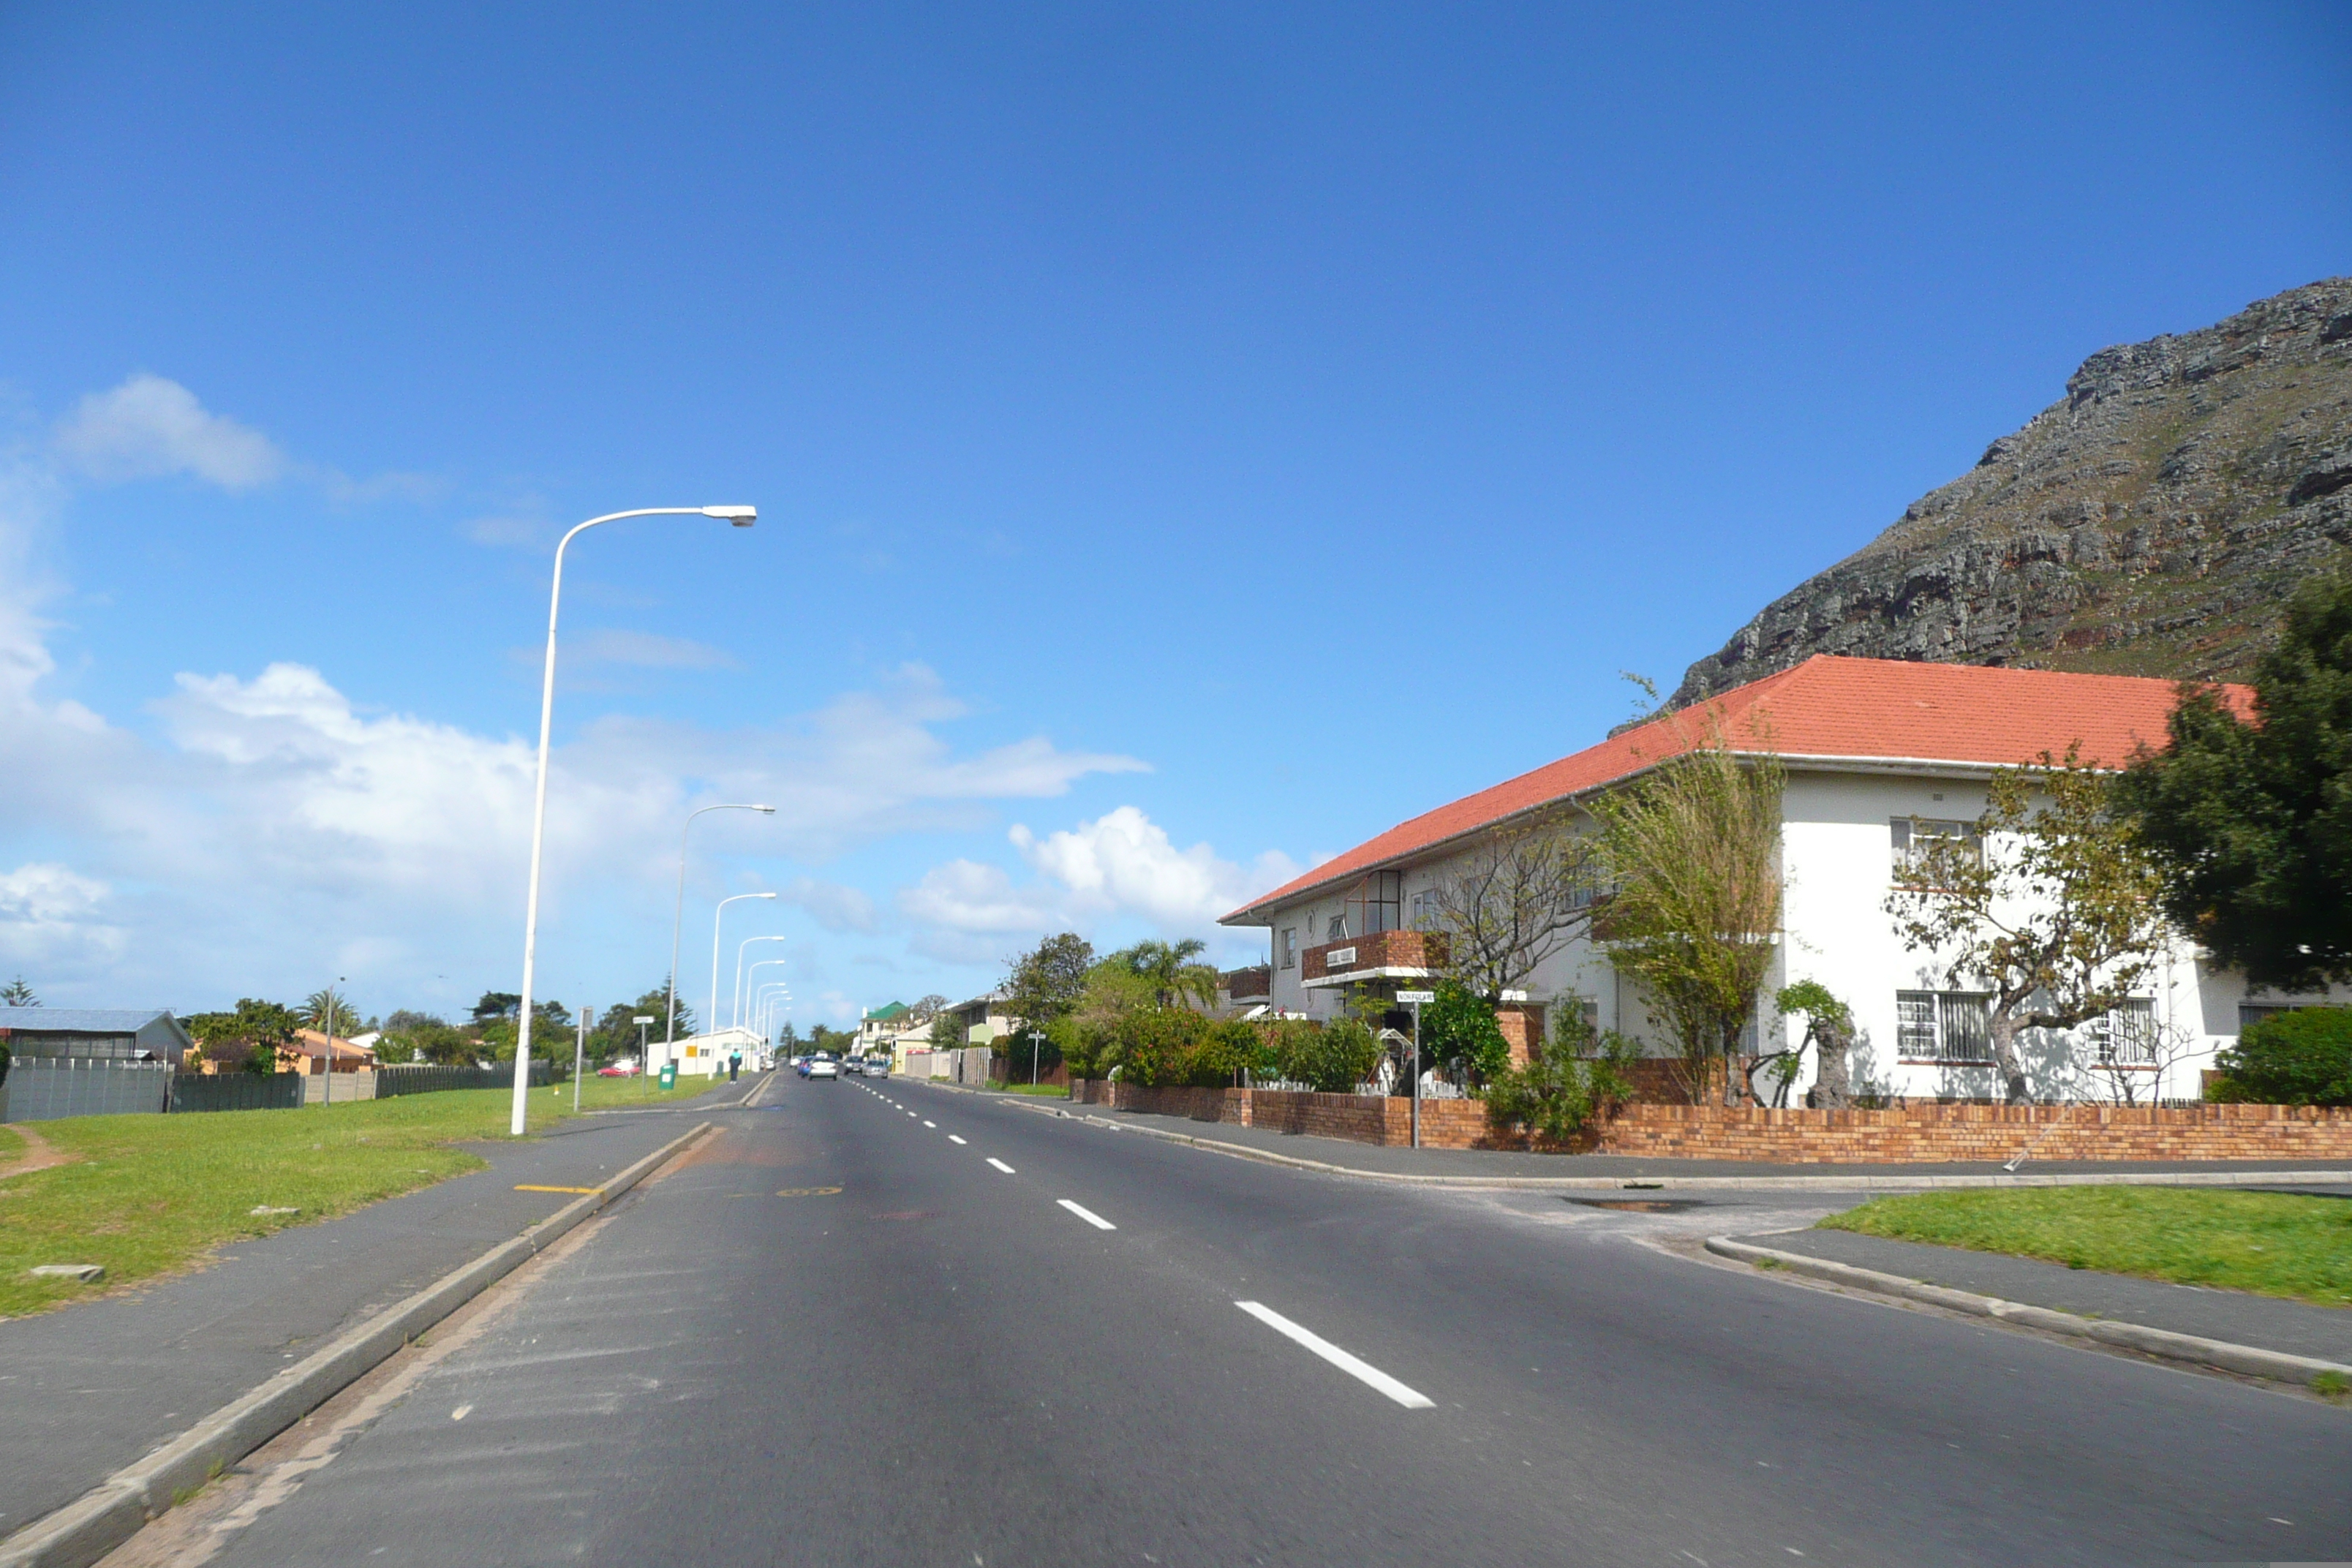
0 1 2345 1030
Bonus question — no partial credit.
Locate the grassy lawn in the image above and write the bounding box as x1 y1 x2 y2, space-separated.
0 1125 22 1165
1820 1187 2352 1309
991 1082 1072 1097
0 1073 718 1319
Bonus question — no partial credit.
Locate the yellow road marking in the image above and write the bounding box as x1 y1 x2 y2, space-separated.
514 1184 601 1194
777 1186 843 1197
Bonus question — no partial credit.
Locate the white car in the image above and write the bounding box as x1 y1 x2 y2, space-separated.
807 1058 840 1080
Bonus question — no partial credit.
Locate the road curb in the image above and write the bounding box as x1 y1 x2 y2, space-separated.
1703 1234 2352 1389
997 1098 2352 1193
0 1118 715 1568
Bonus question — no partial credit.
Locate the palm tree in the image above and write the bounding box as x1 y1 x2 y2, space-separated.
301 990 361 1039
1123 940 1220 1011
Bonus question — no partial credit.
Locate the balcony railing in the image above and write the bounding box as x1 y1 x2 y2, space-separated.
1302 929 1447 984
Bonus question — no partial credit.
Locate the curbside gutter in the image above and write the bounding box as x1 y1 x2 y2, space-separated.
1703 1234 2352 1389
997 1097 2352 1193
0 1119 715 1568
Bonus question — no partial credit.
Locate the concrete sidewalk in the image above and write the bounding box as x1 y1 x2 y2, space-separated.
1738 1226 2352 1365
985 1090 2352 1185
0 1082 746 1539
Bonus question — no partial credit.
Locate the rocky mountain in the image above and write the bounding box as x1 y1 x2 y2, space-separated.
1672 277 2352 707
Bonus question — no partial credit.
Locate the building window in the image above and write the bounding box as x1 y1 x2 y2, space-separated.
1327 915 1348 943
1896 990 1994 1062
1363 871 1403 934
1409 890 1436 930
1279 929 1297 970
2092 998 2157 1066
2239 1002 2296 1033
1891 817 1982 877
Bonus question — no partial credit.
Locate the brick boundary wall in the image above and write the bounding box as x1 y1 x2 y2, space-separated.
1070 1081 2352 1162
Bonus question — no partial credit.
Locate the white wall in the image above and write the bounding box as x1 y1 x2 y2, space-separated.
1249 763 2351 1103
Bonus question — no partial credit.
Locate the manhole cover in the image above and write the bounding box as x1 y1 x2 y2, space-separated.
1567 1197 1700 1213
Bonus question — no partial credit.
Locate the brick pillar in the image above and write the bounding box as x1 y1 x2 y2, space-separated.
1496 1005 1542 1068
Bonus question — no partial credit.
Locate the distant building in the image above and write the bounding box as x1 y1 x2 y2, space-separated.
0 1008 191 1066
282 1029 378 1076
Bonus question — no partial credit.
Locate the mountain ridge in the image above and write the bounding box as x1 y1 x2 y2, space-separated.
1671 277 2352 708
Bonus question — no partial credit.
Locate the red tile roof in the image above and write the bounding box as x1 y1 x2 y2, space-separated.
1222 655 2251 924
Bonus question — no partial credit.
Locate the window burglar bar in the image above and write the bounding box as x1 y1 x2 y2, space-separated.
1896 990 1995 1063
2094 998 2157 1066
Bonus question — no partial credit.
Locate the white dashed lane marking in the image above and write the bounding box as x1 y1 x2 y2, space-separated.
1057 1199 1116 1231
987 1158 1016 1175
949 1135 967 1145
923 1120 936 1128
1234 1302 1434 1410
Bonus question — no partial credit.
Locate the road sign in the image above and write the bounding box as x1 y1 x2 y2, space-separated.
1499 989 1529 1002
1395 990 1434 1004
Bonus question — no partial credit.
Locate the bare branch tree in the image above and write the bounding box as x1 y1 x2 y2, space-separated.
1421 812 1601 1002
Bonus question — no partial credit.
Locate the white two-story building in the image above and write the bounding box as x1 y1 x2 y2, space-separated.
1221 655 2337 1104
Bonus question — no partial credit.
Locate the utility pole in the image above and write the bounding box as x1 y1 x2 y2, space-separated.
573 1004 589 1113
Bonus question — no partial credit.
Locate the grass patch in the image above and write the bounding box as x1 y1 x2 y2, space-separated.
991 1082 1073 1097
0 1124 23 1164
0 1074 722 1318
1821 1187 2352 1309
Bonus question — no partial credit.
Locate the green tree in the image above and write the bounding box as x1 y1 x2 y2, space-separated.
184 998 302 1074
927 1009 965 1052
1774 980 1855 1109
1485 1001 1639 1144
1004 932 1096 1030
1592 736 1785 1105
1284 1018 1382 1093
1 976 37 1007
2119 576 2352 990
1418 979 1510 1085
1888 750 2169 1105
1119 939 1219 1011
472 992 521 1023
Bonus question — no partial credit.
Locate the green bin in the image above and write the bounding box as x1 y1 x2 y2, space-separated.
658 1061 677 1090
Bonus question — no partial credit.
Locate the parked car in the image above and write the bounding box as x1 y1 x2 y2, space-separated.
865 1056 891 1076
807 1058 840 1080
595 1060 642 1077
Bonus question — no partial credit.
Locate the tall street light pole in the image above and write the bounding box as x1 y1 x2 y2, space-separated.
753 984 791 1042
320 975 345 1109
511 505 758 1138
733 935 791 1031
666 804 774 1074
705 894 777 1068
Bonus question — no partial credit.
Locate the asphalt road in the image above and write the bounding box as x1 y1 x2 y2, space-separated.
191 1074 2352 1567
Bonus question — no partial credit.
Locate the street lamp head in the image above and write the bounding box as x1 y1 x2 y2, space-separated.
753 892 777 900
701 505 758 527
752 804 776 813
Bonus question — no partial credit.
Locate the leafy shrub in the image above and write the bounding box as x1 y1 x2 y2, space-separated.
1116 1008 1214 1088
2213 1008 2352 1106
1284 1018 1382 1093
1186 1019 1274 1087
1486 1003 1640 1143
1420 980 1511 1083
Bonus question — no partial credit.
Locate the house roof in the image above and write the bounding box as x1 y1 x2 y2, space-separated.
1223 655 2253 924
0 1008 181 1035
864 1002 911 1022
290 1029 377 1060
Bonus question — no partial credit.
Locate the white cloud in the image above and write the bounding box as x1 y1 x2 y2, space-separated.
53 374 287 489
0 862 109 926
897 807 1301 948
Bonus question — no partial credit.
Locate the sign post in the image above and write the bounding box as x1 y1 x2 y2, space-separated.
635 1015 655 1096
1396 990 1435 1150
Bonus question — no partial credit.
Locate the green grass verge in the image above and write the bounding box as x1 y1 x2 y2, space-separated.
991 1082 1074 1097
0 1073 719 1318
1820 1187 2352 1309
0 1124 23 1164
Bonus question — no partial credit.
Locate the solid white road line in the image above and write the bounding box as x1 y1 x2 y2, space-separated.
923 1120 936 1128
1233 1302 1435 1410
949 1135 968 1145
1057 1199 1116 1231
987 1158 1016 1174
